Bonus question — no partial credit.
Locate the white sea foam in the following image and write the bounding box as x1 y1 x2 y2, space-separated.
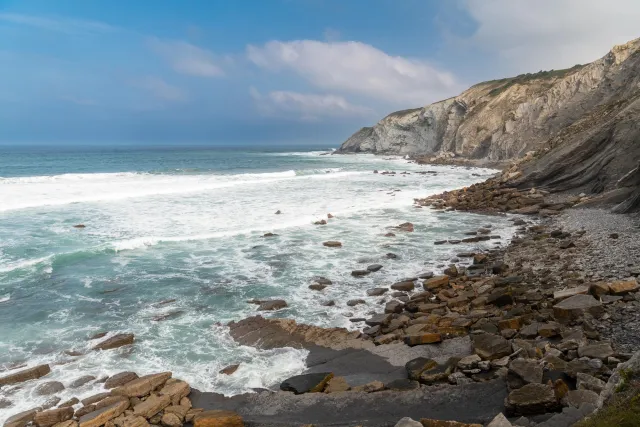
0 293 9 303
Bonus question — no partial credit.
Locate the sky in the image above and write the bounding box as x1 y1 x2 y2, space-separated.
1 0 639 146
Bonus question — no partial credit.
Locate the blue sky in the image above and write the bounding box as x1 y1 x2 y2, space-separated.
1 0 639 145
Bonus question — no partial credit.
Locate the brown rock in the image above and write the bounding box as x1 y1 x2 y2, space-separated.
158 379 191 406
59 398 80 408
322 241 342 247
95 396 129 411
4 409 40 427
219 364 240 375
81 392 112 406
132 394 170 418
35 381 65 396
351 380 384 393
553 294 604 323
115 415 148 427
424 276 449 290
70 375 96 388
396 222 414 232
53 421 78 427
589 282 610 298
92 334 135 351
111 372 172 398
74 406 96 419
505 383 560 416
164 405 189 420
404 333 442 346
33 407 74 427
472 333 512 360
420 420 482 427
73 224 86 228
105 372 139 389
0 364 51 387
193 410 243 427
78 400 129 427
553 286 589 302
323 376 350 393
185 409 204 423
160 413 182 427
258 300 288 311
609 280 639 295
391 281 415 292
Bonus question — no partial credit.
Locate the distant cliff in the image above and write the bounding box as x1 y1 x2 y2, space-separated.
336 38 640 162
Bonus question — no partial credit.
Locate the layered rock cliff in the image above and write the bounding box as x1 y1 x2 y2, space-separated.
337 38 640 162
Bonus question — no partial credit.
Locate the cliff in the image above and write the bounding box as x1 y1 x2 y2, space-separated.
337 38 640 162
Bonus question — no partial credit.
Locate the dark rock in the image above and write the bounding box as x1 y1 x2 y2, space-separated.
309 284 327 291
506 383 561 416
351 270 371 277
258 300 288 311
280 372 333 394
385 301 404 314
553 295 604 323
472 333 512 360
92 333 135 351
391 281 415 292
487 289 514 307
367 264 383 272
104 372 139 389
219 364 240 375
367 288 388 296
70 375 96 388
347 299 366 307
385 378 420 391
365 313 392 327
322 241 342 248
405 358 438 381
386 253 399 259
509 359 543 385
35 381 65 396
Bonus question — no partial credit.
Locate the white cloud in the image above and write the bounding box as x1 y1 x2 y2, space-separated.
149 39 225 77
250 87 374 120
135 77 187 102
247 40 461 106
0 13 117 34
463 0 640 72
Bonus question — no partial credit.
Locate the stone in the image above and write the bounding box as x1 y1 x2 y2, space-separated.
79 400 129 427
366 288 388 296
563 389 599 408
117 416 148 427
424 276 449 290
4 409 39 427
193 410 243 427
537 322 561 338
589 282 610 297
404 333 442 346
59 398 80 408
351 380 385 392
158 379 191 405
458 355 481 370
394 417 422 427
309 283 326 291
258 300 287 311
0 397 12 409
553 286 589 301
95 396 129 411
81 392 112 406
347 299 366 307
35 381 65 396
0 364 51 386
472 333 512 360
351 270 370 277
161 413 181 427
576 372 606 393
385 379 419 391
53 422 78 427
487 289 513 307
391 281 415 292
553 295 604 323
505 383 560 416
74 406 97 419
280 372 333 394
70 375 96 388
365 313 392 326
444 265 458 277
105 372 139 389
396 222 414 232
41 397 61 410
34 407 74 427
367 264 383 272
323 376 350 393
509 359 543 385
609 280 639 295
578 342 614 360
219 364 240 375
165 405 189 420
133 394 171 418
385 301 404 314
420 420 482 427
93 334 135 351
486 414 511 427
322 241 342 247
405 358 438 381
111 372 172 398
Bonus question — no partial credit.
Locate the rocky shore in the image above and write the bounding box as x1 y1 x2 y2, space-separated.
2 166 640 427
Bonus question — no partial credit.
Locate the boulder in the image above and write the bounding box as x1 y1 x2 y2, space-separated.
257 300 288 311
420 420 482 427
405 357 438 381
424 276 449 290
92 333 135 351
280 372 333 394
553 286 590 302
35 381 65 396
133 394 171 418
458 354 481 370
367 264 383 272
365 313 392 327
472 333 512 360
193 410 243 427
394 417 422 427
322 241 342 248
78 400 129 427
351 270 371 277
4 409 39 427
443 265 458 277
366 288 388 296
118 416 149 427
508 359 543 385
309 284 326 291
312 277 332 286
396 222 414 232
104 372 139 389
347 299 366 307
487 289 514 307
219 364 240 375
158 379 191 406
385 301 404 314
553 294 604 323
323 376 350 393
70 375 96 388
589 282 610 298
609 280 639 295
161 413 182 427
563 389 599 408
111 372 172 397
59 398 80 408
505 383 560 416
0 364 50 386
33 407 74 427
81 392 111 406
486 413 512 427
576 372 606 393
404 333 442 346
391 281 415 292
578 342 614 360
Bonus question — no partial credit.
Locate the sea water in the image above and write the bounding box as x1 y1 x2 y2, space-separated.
0 146 516 420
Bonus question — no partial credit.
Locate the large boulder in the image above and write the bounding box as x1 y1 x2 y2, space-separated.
257 300 288 311
0 364 50 386
280 372 333 394
405 358 438 381
104 371 139 389
111 372 172 397
508 359 543 386
505 383 560 416
92 333 135 351
4 409 39 427
472 333 512 360
35 381 65 396
420 420 482 427
553 295 603 323
424 276 449 290
78 399 129 427
132 394 171 418
193 410 243 427
33 407 74 427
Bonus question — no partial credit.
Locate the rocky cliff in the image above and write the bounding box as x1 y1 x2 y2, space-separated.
337 38 640 162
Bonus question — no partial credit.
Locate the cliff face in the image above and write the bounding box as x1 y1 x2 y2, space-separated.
337 39 640 162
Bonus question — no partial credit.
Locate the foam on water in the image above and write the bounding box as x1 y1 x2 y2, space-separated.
0 150 515 422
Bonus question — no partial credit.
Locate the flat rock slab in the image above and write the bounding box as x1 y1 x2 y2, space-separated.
0 364 50 387
190 379 507 427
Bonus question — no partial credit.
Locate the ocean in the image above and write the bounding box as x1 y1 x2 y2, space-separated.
0 145 515 419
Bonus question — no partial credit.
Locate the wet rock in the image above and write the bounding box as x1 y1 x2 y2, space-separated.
404 333 442 346
487 289 514 307
350 380 384 392
314 219 327 225
92 333 135 351
133 394 170 418
70 375 96 388
367 288 388 296
4 409 40 427
396 222 414 232
347 299 366 307
323 376 350 393
262 232 278 238
385 378 419 391
258 300 288 311
219 364 240 375
385 301 404 314
73 224 86 229
472 333 512 360
391 281 415 292
35 381 65 396
444 265 458 277
553 295 603 323
78 400 129 427
505 383 560 416
405 357 438 381
365 313 392 327
322 241 342 248
81 392 111 406
58 398 80 408
111 372 172 398
309 283 327 291
33 407 74 427
578 342 614 360
104 372 139 389
563 389 599 408
367 264 383 272
193 410 243 427
0 364 51 387
351 270 371 277
280 372 333 394
424 276 449 290
0 397 12 409
386 253 398 259
275 210 281 214
312 277 332 286
509 359 543 385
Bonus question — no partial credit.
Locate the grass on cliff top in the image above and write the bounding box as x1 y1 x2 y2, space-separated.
575 372 640 427
478 64 585 97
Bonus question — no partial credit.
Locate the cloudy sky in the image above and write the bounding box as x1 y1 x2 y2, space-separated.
1 0 639 145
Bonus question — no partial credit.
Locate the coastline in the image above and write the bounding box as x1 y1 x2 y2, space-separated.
2 161 640 427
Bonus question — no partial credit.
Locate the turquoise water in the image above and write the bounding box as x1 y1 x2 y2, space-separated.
0 146 514 419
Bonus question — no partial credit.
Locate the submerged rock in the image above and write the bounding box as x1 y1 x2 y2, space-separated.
280 372 333 394
257 300 288 311
92 333 135 351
